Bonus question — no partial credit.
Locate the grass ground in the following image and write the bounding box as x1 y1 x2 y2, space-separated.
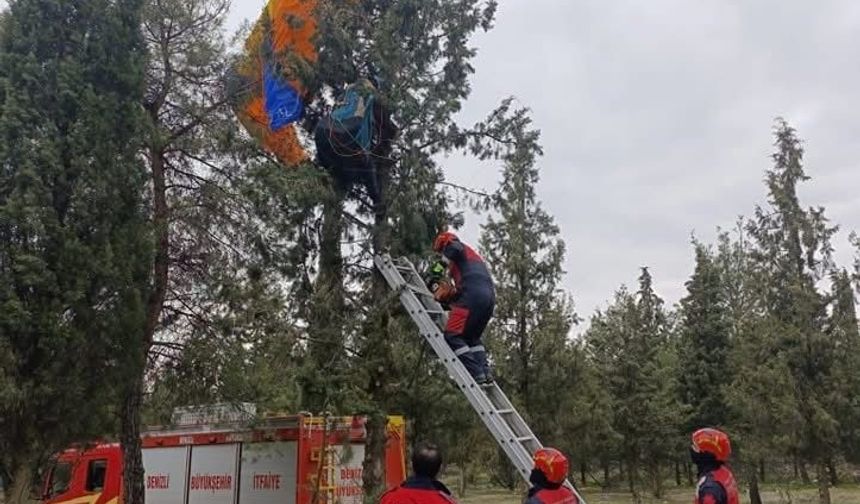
456 484 860 504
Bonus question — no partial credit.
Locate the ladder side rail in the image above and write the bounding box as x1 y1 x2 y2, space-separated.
396 289 536 475
375 255 586 503
377 255 537 475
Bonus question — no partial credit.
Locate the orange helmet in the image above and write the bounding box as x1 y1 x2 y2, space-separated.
691 428 732 462
533 447 568 484
432 231 458 252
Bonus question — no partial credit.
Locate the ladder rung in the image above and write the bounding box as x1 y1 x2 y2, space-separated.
405 285 433 296
376 255 588 504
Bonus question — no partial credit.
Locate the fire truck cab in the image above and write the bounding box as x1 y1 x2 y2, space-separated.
41 411 406 504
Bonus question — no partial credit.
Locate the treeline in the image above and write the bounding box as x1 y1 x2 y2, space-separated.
479 119 860 504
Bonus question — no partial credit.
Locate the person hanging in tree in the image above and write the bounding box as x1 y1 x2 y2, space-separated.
314 76 398 213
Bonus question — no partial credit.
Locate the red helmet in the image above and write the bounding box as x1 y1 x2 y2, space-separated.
432 231 458 252
691 428 732 462
533 447 568 484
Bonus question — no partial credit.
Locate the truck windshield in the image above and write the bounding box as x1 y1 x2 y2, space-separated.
48 462 72 498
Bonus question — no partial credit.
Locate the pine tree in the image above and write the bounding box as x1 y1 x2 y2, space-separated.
123 1 336 500
826 269 860 470
745 119 839 504
478 102 575 424
476 101 592 485
0 0 149 500
585 270 679 502
678 243 730 430
301 0 501 498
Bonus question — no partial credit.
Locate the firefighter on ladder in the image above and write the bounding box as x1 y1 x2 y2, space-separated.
690 428 739 504
429 231 496 384
525 448 579 504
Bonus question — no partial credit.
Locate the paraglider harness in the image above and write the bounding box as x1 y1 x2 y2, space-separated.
314 79 397 208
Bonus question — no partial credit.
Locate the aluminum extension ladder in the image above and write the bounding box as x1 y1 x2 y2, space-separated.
374 254 585 503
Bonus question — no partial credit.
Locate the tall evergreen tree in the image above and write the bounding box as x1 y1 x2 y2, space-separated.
477 101 594 485
125 1 330 500
300 1 502 497
678 243 730 430
825 269 860 469
0 0 150 500
746 119 838 504
478 101 575 422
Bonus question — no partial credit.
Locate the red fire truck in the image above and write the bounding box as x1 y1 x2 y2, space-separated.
41 413 406 504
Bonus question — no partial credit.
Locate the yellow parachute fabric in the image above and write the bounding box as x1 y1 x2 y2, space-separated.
231 0 318 167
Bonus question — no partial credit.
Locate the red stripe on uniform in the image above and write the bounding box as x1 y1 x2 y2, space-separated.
446 306 469 335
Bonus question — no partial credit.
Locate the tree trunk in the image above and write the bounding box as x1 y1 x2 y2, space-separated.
627 458 641 504
674 459 681 487
361 413 387 503
304 194 345 412
121 374 146 504
800 460 811 485
580 462 586 488
360 155 394 503
749 469 763 504
816 461 831 504
648 461 663 498
793 453 799 480
6 463 33 504
120 143 169 504
686 461 694 485
602 461 610 489
826 457 838 486
759 458 766 484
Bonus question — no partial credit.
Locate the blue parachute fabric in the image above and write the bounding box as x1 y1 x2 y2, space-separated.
330 86 375 151
264 63 304 131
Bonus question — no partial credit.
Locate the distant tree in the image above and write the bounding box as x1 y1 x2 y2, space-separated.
825 269 860 474
0 0 150 500
678 243 730 430
477 101 593 484
585 270 680 502
478 101 576 420
745 119 839 504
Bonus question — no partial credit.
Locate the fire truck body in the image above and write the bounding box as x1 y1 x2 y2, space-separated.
42 415 406 504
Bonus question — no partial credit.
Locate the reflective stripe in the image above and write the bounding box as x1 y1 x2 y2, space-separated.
469 346 486 353
454 346 471 356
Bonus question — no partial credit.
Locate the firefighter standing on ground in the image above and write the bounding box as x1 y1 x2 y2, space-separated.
690 428 740 504
431 231 496 384
380 443 458 504
525 448 579 504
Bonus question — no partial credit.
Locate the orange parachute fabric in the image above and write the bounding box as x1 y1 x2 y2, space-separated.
230 0 318 167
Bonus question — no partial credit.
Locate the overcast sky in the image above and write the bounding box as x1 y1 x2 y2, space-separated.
236 1 860 323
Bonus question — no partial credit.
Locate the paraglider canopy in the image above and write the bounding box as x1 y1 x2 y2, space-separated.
229 0 319 167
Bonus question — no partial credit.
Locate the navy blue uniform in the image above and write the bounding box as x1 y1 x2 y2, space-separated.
439 240 495 380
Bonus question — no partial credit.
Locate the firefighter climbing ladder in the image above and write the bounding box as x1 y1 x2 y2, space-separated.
374 254 586 504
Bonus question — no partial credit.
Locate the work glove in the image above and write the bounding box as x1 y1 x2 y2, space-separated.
432 280 458 304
